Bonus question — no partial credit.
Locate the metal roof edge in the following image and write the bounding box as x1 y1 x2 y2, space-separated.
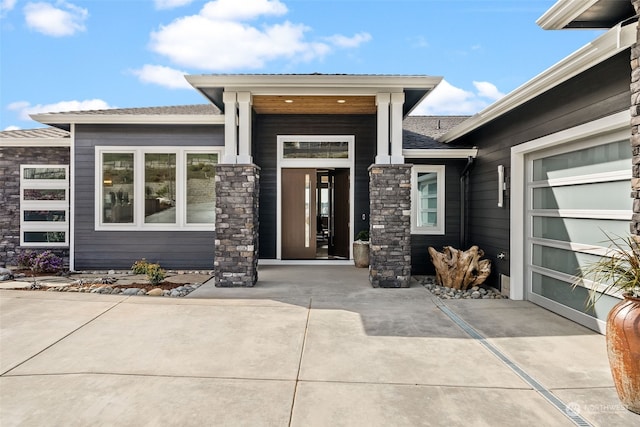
439 21 633 143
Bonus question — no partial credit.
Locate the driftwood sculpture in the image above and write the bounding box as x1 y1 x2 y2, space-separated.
428 245 491 290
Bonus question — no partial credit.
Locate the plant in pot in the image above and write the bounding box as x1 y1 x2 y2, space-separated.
353 230 370 268
575 233 640 414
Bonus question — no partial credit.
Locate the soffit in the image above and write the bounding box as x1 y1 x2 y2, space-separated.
252 95 375 114
538 0 635 30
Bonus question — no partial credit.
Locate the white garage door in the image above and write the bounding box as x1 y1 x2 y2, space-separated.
525 137 632 332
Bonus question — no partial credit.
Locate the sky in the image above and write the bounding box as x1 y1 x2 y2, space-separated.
0 0 605 131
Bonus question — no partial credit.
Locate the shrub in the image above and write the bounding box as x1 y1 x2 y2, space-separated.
16 251 36 269
131 258 165 285
17 250 63 273
146 263 166 285
131 258 149 274
355 230 369 241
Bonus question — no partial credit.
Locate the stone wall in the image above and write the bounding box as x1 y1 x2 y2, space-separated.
632 0 640 242
0 146 70 267
368 164 412 288
214 164 260 287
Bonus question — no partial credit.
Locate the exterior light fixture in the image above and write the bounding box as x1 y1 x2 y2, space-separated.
337 99 346 104
284 99 294 103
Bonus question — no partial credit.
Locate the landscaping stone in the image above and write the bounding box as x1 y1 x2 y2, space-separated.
417 276 505 300
147 288 164 296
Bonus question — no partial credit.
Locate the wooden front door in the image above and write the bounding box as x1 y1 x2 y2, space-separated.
281 168 317 259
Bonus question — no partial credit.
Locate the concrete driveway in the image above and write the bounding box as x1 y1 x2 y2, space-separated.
1 265 637 426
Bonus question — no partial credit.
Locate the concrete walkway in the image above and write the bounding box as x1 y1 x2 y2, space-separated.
1 265 637 426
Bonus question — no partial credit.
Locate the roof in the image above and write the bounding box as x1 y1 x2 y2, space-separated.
31 104 223 130
0 127 71 147
0 127 70 139
403 116 470 149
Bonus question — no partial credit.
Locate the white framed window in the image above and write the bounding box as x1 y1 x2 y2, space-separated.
95 147 222 231
411 165 445 234
20 165 69 247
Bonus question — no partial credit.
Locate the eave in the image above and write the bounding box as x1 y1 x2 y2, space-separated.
185 74 443 117
439 21 634 143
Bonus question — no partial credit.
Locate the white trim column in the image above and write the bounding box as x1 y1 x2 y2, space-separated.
390 92 405 164
375 93 391 164
223 91 238 164
237 91 253 164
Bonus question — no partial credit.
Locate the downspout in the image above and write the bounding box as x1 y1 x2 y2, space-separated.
459 156 475 249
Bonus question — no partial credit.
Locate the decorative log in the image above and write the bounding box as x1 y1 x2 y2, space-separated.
428 245 491 290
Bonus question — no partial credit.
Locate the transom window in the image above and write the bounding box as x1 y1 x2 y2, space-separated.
20 165 69 246
411 165 445 234
95 147 221 230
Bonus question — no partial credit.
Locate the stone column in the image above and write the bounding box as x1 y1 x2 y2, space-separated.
214 164 260 287
631 0 640 242
368 164 412 288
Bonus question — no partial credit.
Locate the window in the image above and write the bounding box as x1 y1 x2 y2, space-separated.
411 165 445 234
96 147 221 230
20 165 69 246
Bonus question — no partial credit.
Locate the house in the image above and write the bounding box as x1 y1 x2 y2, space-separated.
0 0 637 333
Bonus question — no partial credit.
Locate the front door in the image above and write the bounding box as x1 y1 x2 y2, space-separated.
281 168 317 259
281 168 350 260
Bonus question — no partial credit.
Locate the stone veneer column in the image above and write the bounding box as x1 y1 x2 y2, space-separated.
631 0 640 243
214 164 260 287
368 164 412 288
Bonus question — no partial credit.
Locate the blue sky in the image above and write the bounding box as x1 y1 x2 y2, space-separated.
0 0 604 131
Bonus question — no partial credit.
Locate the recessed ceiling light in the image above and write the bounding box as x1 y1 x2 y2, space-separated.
284 99 294 103
337 99 346 104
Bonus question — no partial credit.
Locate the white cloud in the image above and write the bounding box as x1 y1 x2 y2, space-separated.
154 0 195 10
4 125 21 131
473 81 505 101
411 79 505 116
24 1 88 37
201 0 287 20
8 99 112 120
148 0 367 71
1 0 17 14
325 32 371 48
131 64 192 89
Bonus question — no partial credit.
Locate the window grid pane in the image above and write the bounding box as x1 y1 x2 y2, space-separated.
102 153 134 224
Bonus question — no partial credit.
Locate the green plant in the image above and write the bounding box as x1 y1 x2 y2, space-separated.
131 258 149 274
355 230 369 241
574 232 640 307
145 263 165 285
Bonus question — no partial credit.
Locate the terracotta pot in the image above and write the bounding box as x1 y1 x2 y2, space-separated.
606 294 640 414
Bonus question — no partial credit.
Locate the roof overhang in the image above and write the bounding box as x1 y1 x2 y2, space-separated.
185 74 442 117
1 138 70 147
537 0 635 30
439 20 635 143
29 113 224 131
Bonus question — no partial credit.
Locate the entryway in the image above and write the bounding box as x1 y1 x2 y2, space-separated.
281 168 350 260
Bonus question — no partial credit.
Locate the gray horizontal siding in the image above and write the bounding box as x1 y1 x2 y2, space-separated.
409 158 465 275
74 124 223 270
450 49 631 288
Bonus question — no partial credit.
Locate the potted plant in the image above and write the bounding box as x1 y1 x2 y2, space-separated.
575 233 640 414
353 230 370 268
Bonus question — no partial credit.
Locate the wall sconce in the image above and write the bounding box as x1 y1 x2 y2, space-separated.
497 165 506 207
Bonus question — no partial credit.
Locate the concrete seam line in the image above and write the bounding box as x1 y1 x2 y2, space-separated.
288 297 312 427
433 298 593 427
0 299 126 377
